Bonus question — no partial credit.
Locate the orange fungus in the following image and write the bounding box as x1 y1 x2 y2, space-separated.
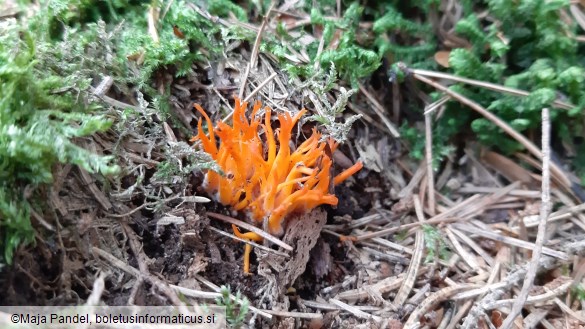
193 98 363 273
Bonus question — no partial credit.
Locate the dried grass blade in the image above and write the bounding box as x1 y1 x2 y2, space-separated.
453 224 568 260
410 68 573 110
207 212 293 251
500 108 552 329
445 227 482 271
336 267 428 301
449 225 495 267
358 83 400 137
208 226 290 258
393 195 427 306
328 298 381 321
393 229 424 306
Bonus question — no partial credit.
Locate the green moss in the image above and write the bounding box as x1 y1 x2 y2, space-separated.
391 0 585 181
0 23 119 263
208 0 247 22
422 224 450 262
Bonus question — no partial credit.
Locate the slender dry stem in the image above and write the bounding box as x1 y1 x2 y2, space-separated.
411 68 573 110
425 108 436 215
500 108 551 329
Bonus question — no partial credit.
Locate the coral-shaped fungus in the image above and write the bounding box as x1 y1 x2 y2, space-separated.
193 98 363 273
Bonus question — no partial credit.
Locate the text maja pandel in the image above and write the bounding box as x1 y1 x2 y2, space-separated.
16 313 90 324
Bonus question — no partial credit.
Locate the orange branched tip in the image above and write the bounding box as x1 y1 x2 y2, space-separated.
193 98 362 273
